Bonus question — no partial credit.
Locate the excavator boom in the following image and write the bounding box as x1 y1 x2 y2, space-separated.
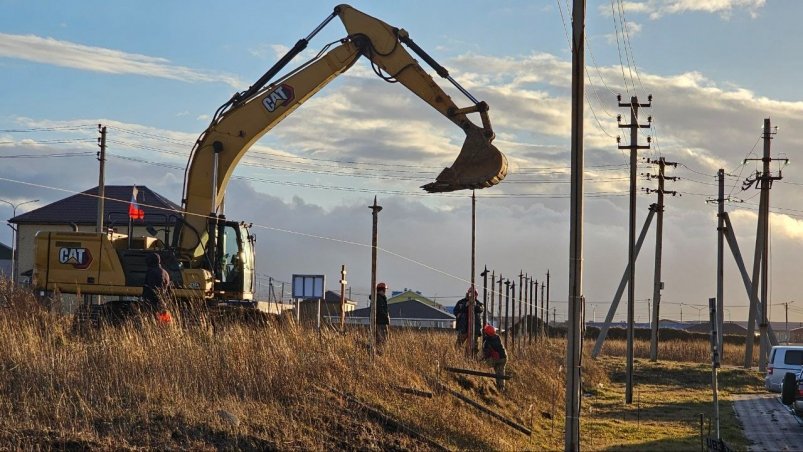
180 3 507 260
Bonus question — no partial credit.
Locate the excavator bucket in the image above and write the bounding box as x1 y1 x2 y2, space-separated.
421 126 508 193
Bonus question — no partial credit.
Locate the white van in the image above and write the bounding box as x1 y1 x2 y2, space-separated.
765 345 803 392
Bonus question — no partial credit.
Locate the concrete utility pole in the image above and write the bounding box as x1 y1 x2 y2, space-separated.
490 270 496 326
644 157 677 361
618 93 652 404
369 197 382 351
591 207 656 358
566 0 586 447
96 124 107 233
743 118 786 370
712 169 726 358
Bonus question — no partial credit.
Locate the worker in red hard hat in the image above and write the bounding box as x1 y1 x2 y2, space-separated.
373 282 390 348
453 286 483 351
481 324 508 391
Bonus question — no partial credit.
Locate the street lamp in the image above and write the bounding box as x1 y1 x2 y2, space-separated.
0 198 39 285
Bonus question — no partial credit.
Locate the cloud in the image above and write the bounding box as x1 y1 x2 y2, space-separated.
0 33 243 88
614 0 767 19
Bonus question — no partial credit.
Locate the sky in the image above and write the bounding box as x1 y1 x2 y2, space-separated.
2 0 803 325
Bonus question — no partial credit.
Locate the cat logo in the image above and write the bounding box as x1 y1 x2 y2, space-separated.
58 247 93 269
262 84 295 112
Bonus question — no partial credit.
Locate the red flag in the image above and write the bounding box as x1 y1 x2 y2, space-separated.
128 186 145 220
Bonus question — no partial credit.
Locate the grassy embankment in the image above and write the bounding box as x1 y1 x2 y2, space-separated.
0 281 763 450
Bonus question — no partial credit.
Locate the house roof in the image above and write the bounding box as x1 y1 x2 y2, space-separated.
0 242 10 260
388 289 445 310
302 290 356 305
348 299 456 321
10 185 180 227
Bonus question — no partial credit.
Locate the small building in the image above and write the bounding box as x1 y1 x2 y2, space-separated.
344 298 455 329
298 290 357 324
789 326 803 344
0 242 11 278
388 289 447 310
9 185 180 284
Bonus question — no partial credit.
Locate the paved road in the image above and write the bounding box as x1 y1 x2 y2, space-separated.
732 393 803 451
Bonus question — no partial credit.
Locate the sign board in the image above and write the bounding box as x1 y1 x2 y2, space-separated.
292 274 325 299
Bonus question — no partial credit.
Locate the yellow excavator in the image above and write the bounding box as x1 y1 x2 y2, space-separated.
33 4 507 308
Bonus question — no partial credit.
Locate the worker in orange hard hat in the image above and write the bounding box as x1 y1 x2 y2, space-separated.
453 286 483 351
373 282 390 348
481 324 508 391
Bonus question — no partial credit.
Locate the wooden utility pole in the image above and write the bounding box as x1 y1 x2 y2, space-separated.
618 94 652 404
96 125 107 233
644 157 677 361
369 197 382 351
566 0 586 447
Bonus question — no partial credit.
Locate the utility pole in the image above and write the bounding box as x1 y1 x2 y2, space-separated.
511 280 517 352
340 264 347 330
96 124 107 233
784 301 796 344
497 274 504 332
481 266 489 327
369 197 382 352
546 270 551 331
468 190 477 355
618 93 652 404
709 169 727 358
504 279 511 348
743 118 786 371
644 157 677 362
566 7 586 450
490 270 496 326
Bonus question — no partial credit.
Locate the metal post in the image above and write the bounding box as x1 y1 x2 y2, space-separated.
481 266 489 327
490 270 496 326
504 279 510 348
497 274 503 330
511 280 517 353
369 197 382 351
708 297 721 440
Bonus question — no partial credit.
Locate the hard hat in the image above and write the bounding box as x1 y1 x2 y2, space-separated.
483 324 496 336
376 282 387 290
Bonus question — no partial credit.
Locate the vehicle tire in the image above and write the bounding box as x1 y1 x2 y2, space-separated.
781 372 797 405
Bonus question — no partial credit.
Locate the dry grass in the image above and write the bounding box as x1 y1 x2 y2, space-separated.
0 281 764 450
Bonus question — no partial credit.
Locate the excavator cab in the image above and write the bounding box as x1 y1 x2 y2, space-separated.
210 220 255 301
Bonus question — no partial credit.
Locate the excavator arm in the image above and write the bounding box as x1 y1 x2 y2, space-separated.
180 4 507 260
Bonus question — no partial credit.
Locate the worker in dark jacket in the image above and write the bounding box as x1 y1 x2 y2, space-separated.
482 324 508 391
454 287 483 350
142 253 171 322
374 282 390 347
